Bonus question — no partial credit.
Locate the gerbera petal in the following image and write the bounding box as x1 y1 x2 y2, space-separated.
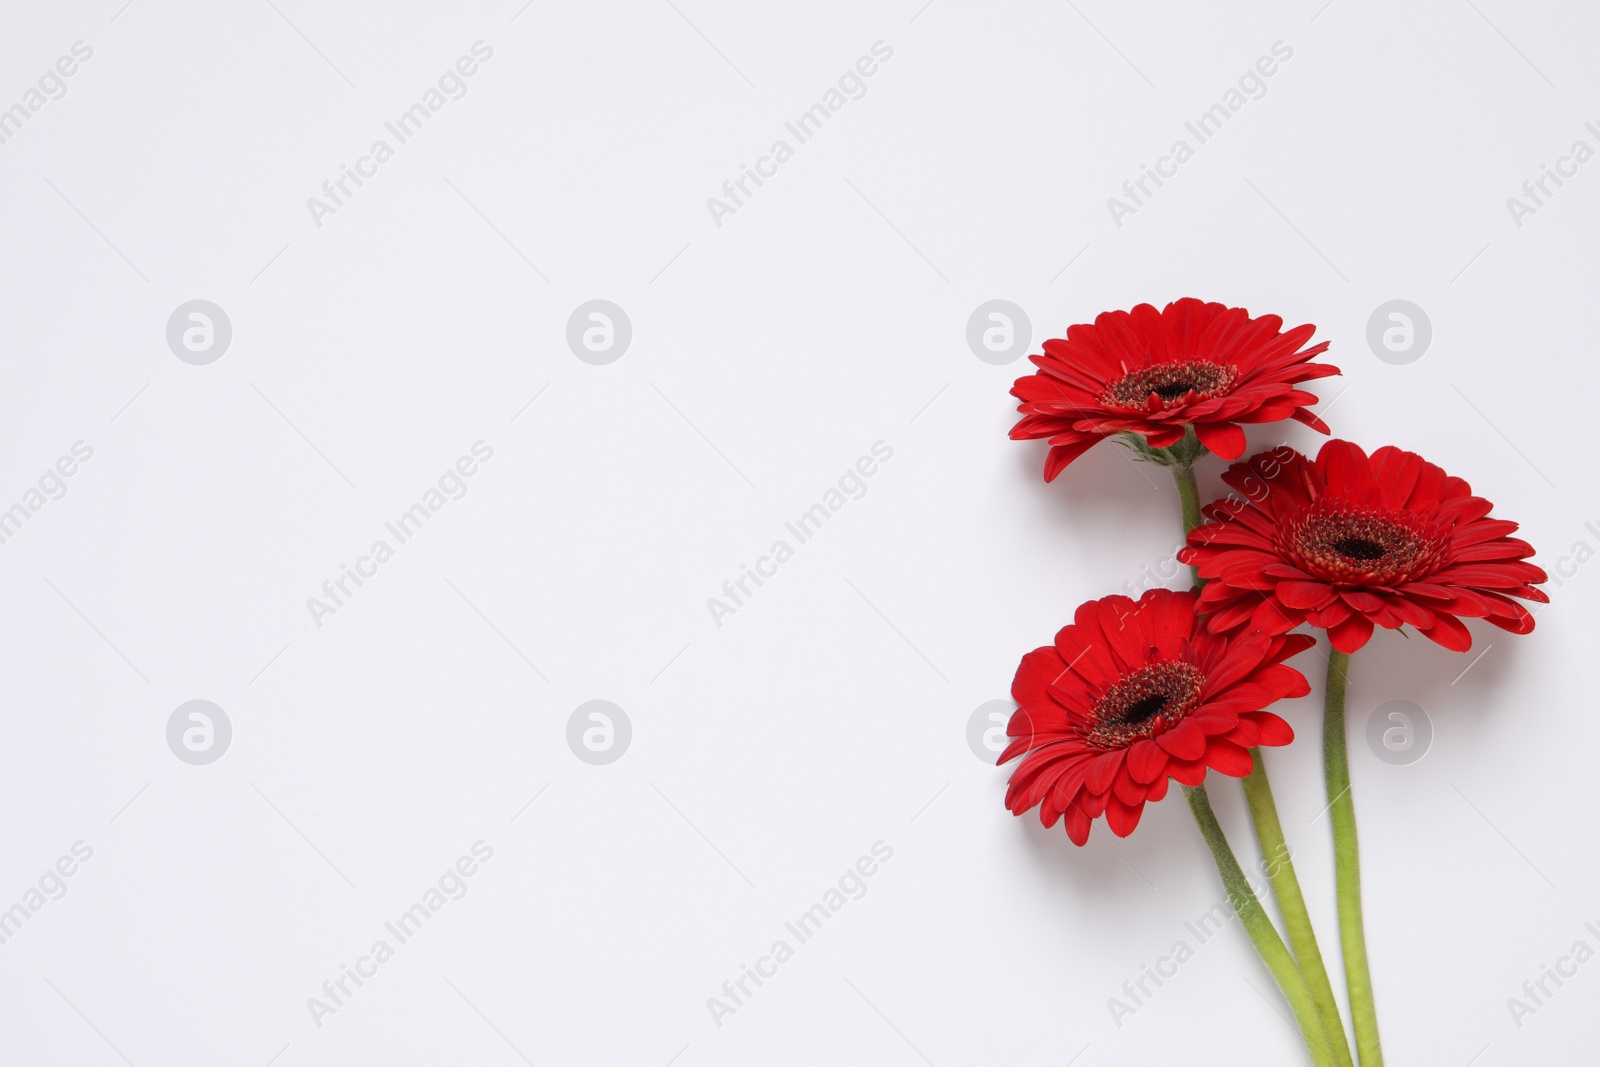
1484 600 1536 635
1082 750 1125 795
1290 407 1332 434
1419 612 1473 652
1241 711 1294 746
1142 425 1185 448
1093 595 1152 669
1156 719 1207 760
1113 772 1148 807
1268 632 1318 663
1328 613 1376 653
1369 445 1422 509
1226 717 1262 748
1126 739 1169 784
1041 436 1103 481
1277 580 1337 610
1062 801 1092 845
1105 795 1146 838
1012 646 1069 710
1055 624 1120 690
1250 662 1313 700
1194 421 1247 460
1204 738 1255 778
1317 439 1377 504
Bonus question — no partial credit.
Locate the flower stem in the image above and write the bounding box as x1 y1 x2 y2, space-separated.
1185 784 1341 1067
1323 650 1384 1066
1242 756 1356 1067
1168 448 1354 1064
1170 462 1205 587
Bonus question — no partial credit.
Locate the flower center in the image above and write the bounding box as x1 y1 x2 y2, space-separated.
1088 661 1204 748
1121 693 1169 724
1102 361 1238 409
1332 536 1387 561
1285 504 1446 586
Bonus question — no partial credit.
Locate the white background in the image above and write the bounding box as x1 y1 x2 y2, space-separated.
0 0 1595 1063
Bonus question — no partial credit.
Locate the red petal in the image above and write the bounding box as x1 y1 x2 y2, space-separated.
1204 738 1255 778
1167 758 1208 786
1195 421 1247 459
1251 662 1312 700
1062 802 1092 845
1328 613 1375 653
1278 580 1336 610
1317 439 1378 503
1420 612 1473 652
1156 719 1207 760
1241 711 1294 746
1042 436 1103 480
1105 795 1146 837
1126 739 1169 784
1083 750 1124 794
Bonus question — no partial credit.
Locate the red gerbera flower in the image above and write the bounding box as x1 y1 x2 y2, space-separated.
1010 298 1338 480
1002 588 1313 845
1179 440 1549 654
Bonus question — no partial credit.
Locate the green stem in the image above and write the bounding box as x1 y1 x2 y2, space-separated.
1324 650 1384 1066
1243 756 1356 1067
1169 462 1205 587
1168 449 1354 1064
1185 785 1340 1067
